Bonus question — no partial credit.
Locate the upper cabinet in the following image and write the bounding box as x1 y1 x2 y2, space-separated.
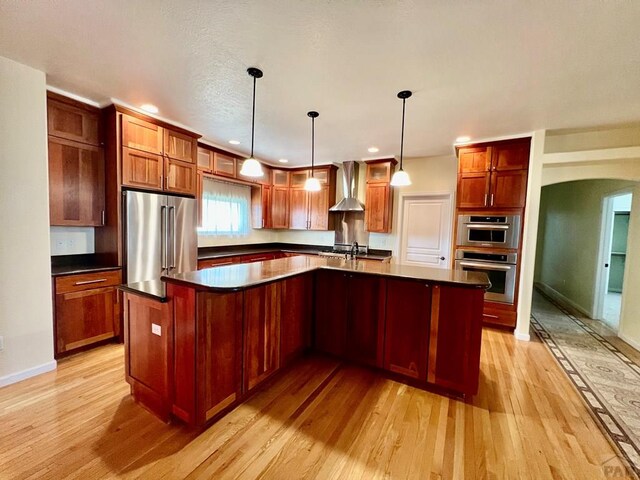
365 159 397 233
456 138 531 210
287 166 337 231
47 93 105 227
47 94 101 146
120 112 198 196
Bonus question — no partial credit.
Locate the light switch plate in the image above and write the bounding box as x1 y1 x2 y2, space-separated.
151 324 161 336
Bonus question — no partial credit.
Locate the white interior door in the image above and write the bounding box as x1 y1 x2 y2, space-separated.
399 194 452 268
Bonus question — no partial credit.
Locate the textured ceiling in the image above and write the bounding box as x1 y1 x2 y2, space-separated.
1 1 639 166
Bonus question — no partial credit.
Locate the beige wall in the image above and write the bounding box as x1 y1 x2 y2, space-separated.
0 56 55 385
534 179 635 316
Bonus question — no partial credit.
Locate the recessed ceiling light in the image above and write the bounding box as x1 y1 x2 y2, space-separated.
279 159 289 163
140 104 158 114
368 147 379 153
229 140 240 145
455 136 471 143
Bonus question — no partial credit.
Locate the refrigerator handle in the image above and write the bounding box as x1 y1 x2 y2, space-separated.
160 205 168 270
169 206 176 269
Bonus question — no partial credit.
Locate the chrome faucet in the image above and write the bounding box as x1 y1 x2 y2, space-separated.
349 241 359 260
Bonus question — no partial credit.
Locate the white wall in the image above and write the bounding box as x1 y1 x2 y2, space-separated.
0 56 55 385
50 227 95 255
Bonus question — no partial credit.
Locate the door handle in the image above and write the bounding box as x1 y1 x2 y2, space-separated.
484 194 488 206
440 256 445 261
74 279 107 286
490 193 494 206
169 206 176 269
605 263 610 268
160 205 168 269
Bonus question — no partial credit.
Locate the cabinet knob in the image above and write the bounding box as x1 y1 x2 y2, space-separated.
440 256 445 261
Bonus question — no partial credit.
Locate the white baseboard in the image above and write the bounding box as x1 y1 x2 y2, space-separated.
514 331 531 342
0 360 57 388
618 333 640 352
535 282 592 318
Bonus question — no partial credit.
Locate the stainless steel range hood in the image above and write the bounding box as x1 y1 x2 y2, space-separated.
329 161 364 212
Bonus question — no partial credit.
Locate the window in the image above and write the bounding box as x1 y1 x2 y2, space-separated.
199 178 251 236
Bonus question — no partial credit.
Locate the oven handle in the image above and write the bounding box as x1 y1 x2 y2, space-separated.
463 224 510 230
458 261 512 271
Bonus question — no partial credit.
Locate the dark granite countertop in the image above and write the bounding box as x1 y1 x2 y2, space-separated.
198 243 392 261
164 255 490 292
118 279 167 302
51 254 121 277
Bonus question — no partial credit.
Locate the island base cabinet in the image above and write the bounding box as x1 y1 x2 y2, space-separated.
280 274 313 366
384 279 431 381
123 292 173 422
428 285 484 395
244 283 281 392
314 270 348 357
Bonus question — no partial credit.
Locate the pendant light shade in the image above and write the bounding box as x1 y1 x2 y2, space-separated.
390 90 412 187
239 67 264 178
304 111 321 192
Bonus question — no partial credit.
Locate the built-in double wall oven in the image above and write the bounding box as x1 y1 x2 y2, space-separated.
455 214 521 305
454 250 517 304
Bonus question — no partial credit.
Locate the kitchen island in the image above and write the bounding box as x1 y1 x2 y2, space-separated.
121 255 489 426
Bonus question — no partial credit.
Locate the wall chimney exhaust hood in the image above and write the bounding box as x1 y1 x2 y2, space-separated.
329 161 364 212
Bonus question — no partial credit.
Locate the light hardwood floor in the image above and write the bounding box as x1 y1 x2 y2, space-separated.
0 328 630 479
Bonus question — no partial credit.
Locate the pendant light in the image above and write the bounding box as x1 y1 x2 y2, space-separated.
239 67 264 178
390 90 412 187
304 111 321 192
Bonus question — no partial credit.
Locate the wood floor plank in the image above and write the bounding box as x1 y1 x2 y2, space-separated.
0 328 631 479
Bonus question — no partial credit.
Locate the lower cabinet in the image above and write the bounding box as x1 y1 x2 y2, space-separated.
53 269 121 357
280 274 313 365
384 279 431 381
244 282 281 392
315 270 385 367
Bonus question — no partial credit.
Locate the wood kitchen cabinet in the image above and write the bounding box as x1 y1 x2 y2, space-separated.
272 186 290 229
365 159 396 233
213 152 236 178
48 137 105 226
197 146 214 172
288 166 337 231
314 270 385 366
384 278 431 381
427 285 484 394
289 188 310 229
120 112 197 196
244 282 281 392
53 269 121 357
457 138 530 209
280 274 313 365
47 93 101 146
251 184 272 229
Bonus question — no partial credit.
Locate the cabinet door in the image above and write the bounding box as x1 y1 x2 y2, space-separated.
213 152 236 178
196 171 203 227
280 274 313 365
490 170 528 208
271 187 289 228
308 186 330 230
47 98 100 146
48 137 105 226
272 169 290 187
384 279 431 380
365 184 391 233
289 189 309 230
197 147 213 172
366 162 393 183
428 285 484 395
458 146 489 173
347 274 385 368
197 291 243 422
314 270 348 357
55 286 117 355
290 170 309 189
244 283 281 392
456 172 490 209
121 114 163 155
490 141 530 171
165 158 196 196
164 129 196 163
237 158 265 183
251 185 271 229
122 147 163 190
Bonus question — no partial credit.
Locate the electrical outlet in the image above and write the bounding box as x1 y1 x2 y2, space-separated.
67 239 75 249
0 336 4 351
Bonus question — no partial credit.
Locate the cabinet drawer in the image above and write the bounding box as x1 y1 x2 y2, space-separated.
55 270 122 294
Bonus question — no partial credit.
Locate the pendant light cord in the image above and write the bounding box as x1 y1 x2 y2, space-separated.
399 97 406 171
250 75 256 158
311 115 315 177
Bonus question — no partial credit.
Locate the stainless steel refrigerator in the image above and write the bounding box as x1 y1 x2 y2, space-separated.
124 190 198 284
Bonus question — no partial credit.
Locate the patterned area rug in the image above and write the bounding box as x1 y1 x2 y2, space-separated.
531 289 640 477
